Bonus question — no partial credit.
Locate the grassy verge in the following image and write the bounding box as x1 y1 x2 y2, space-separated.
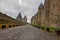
31 24 60 35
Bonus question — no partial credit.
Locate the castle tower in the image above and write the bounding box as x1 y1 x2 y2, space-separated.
44 0 50 27
38 3 44 26
16 12 22 21
22 16 27 23
55 0 60 27
40 3 44 26
50 0 60 27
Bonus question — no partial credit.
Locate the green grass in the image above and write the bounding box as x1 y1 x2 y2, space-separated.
31 24 60 30
31 24 60 33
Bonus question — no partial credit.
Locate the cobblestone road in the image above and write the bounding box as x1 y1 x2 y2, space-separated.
0 24 57 40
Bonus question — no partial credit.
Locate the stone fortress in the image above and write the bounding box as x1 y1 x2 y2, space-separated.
16 12 27 23
0 12 27 29
31 0 60 28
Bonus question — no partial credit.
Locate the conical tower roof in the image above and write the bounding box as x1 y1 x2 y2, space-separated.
22 15 27 23
17 12 22 19
24 16 27 19
39 3 44 7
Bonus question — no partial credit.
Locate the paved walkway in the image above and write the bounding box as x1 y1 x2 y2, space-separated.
0 24 56 40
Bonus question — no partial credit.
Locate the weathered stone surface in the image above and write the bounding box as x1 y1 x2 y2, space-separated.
0 24 56 40
31 0 60 28
0 12 24 29
22 16 27 23
16 12 22 21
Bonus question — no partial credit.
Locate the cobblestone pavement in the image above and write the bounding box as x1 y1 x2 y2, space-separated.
0 24 57 40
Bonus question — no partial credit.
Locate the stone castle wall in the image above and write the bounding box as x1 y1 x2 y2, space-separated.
0 12 23 29
31 0 60 28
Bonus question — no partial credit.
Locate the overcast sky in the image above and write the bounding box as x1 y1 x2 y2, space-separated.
0 0 44 23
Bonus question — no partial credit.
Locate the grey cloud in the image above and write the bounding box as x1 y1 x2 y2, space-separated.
21 0 44 22
22 0 44 7
0 0 20 18
0 0 44 23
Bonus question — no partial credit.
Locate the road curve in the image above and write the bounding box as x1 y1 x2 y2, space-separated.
0 24 56 40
